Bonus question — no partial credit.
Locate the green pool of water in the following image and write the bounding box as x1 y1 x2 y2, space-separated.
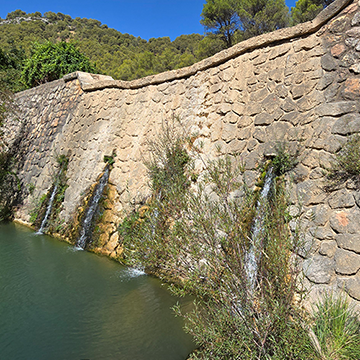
0 223 195 360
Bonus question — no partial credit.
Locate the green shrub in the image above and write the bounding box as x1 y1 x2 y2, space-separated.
118 118 314 358
21 41 96 88
326 134 360 190
311 293 360 360
271 141 299 176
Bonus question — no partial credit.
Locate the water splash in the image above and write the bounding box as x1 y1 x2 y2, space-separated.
76 166 110 249
246 168 273 293
36 170 62 235
119 267 146 281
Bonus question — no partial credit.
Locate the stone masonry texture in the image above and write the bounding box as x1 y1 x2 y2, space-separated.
4 0 360 309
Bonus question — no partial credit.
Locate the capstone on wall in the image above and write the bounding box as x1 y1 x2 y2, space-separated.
5 0 360 308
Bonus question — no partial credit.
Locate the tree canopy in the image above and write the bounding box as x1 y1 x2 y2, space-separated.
0 3 335 89
21 41 96 88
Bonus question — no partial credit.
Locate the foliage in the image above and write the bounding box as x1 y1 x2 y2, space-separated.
104 154 115 165
201 0 289 47
291 0 335 25
238 0 290 39
118 119 316 358
271 141 300 176
0 151 20 221
325 134 360 190
311 293 360 360
201 0 241 48
0 46 26 92
0 5 331 86
0 80 19 221
119 117 193 269
0 11 207 84
21 41 96 88
30 154 69 233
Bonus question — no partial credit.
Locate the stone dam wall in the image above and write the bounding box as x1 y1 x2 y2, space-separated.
4 0 360 308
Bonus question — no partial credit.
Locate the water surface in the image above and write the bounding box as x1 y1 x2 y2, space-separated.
0 223 194 360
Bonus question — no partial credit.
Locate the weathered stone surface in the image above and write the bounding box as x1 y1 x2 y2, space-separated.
321 54 338 71
254 113 274 126
332 113 360 135
338 273 360 300
328 189 355 209
343 78 360 99
303 255 334 284
336 233 360 253
335 248 360 275
222 123 237 142
319 241 338 258
291 81 317 99
316 101 358 116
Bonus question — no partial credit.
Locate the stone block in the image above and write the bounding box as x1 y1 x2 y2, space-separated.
228 139 246 153
330 208 360 234
297 179 326 206
293 35 321 52
232 103 245 116
222 123 237 143
291 81 317 100
332 113 360 135
316 101 358 117
335 248 360 275
328 189 355 209
321 54 337 71
339 273 360 301
319 240 337 258
245 103 262 116
237 115 253 128
297 90 323 112
268 43 291 60
274 84 288 98
268 68 284 83
254 113 274 126
336 234 360 254
217 103 232 115
303 254 334 284
331 43 347 58
312 225 335 241
249 87 269 102
266 121 292 141
261 94 280 114
253 127 266 143
237 126 252 140
280 111 302 126
343 78 360 100
281 98 297 112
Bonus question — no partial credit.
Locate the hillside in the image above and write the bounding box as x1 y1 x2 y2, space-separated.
0 10 210 84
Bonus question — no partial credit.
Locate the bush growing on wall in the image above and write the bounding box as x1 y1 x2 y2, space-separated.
326 134 360 190
117 119 323 358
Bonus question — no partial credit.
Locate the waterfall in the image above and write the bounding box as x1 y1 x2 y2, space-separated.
76 166 110 249
37 169 62 235
245 168 273 293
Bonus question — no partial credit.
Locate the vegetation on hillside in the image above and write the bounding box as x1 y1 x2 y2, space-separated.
0 0 334 90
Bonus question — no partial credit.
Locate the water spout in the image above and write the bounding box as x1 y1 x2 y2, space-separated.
246 168 273 293
37 169 62 235
76 166 110 249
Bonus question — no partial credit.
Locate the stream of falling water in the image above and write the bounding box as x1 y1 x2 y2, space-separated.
245 168 273 293
76 166 110 249
37 170 62 235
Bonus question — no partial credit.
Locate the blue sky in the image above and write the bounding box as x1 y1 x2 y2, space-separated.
0 0 298 41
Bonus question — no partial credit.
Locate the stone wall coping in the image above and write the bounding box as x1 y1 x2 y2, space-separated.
63 0 353 93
